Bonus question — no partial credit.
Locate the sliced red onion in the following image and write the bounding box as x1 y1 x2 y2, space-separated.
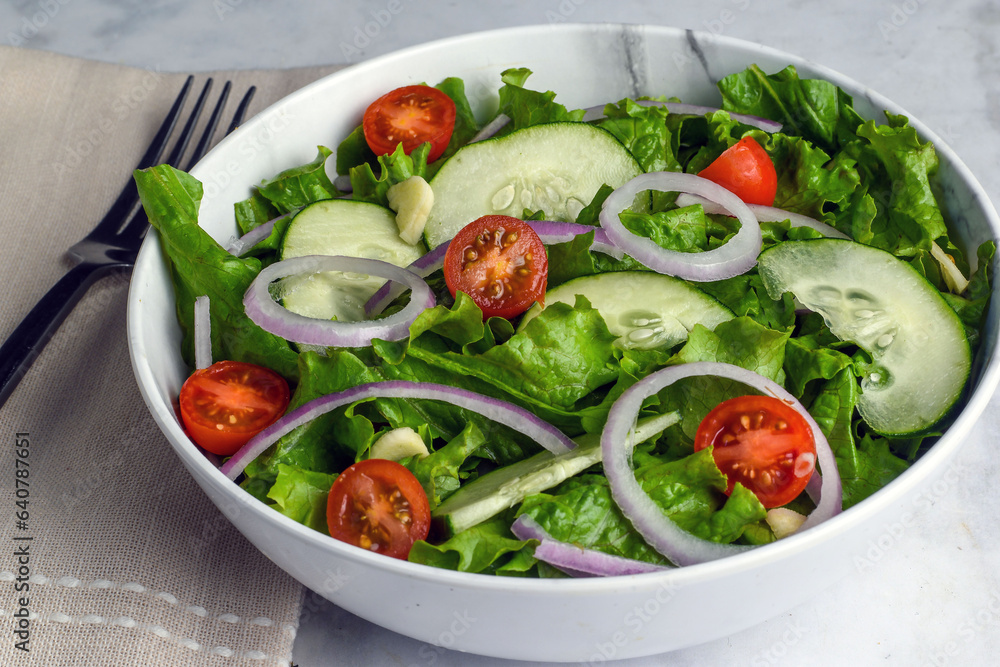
582 100 782 133
511 515 668 577
220 380 576 480
365 242 449 316
226 212 293 257
599 172 762 281
675 193 850 240
601 361 842 567
527 220 624 260
363 220 623 316
243 255 435 347
193 295 212 370
469 113 511 143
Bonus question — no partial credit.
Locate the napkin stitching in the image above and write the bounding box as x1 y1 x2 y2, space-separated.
0 604 293 666
0 570 299 632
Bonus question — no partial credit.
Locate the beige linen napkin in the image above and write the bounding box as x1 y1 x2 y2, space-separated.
0 46 343 666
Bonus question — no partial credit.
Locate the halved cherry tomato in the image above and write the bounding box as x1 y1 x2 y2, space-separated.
697 136 778 206
363 84 456 163
179 360 290 456
443 215 548 320
693 395 816 508
326 458 430 559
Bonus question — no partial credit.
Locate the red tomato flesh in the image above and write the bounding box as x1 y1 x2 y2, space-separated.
694 395 816 508
179 360 290 456
363 84 456 163
326 458 430 559
697 136 778 206
443 215 548 320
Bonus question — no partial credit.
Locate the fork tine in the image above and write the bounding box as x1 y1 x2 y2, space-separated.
226 85 257 135
138 75 195 170
183 80 231 171
79 76 195 246
163 78 213 170
118 83 257 246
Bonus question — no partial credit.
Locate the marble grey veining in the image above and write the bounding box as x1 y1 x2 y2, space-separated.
7 1 1000 666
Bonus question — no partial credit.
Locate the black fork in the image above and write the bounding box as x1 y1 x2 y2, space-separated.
0 77 257 408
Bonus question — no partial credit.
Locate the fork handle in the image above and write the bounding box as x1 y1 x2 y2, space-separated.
0 263 115 408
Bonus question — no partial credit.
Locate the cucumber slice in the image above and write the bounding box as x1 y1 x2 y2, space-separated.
423 122 644 248
278 199 424 322
757 239 971 436
431 413 678 538
518 271 734 350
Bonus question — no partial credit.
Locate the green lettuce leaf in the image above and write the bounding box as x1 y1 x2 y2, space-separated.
256 146 338 213
133 165 298 378
406 422 486 509
495 67 586 132
408 514 531 574
717 64 863 150
267 464 336 533
349 142 430 208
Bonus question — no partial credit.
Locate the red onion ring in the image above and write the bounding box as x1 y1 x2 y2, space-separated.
193 295 211 370
601 361 842 566
527 220 624 260
599 172 762 281
364 242 449 316
243 255 435 347
511 515 668 577
582 100 782 133
220 380 577 480
675 193 850 240
226 212 294 257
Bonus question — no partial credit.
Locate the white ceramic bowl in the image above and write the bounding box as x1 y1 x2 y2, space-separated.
127 24 1000 662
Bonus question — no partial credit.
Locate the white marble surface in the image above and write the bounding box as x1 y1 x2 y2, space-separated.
8 1 1000 665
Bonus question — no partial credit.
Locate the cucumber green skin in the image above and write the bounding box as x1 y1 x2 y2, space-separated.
278 199 424 323
432 413 678 538
757 239 971 436
432 435 602 539
518 271 734 350
423 122 644 248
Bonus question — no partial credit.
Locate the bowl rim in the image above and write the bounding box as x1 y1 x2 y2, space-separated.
128 21 1000 594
